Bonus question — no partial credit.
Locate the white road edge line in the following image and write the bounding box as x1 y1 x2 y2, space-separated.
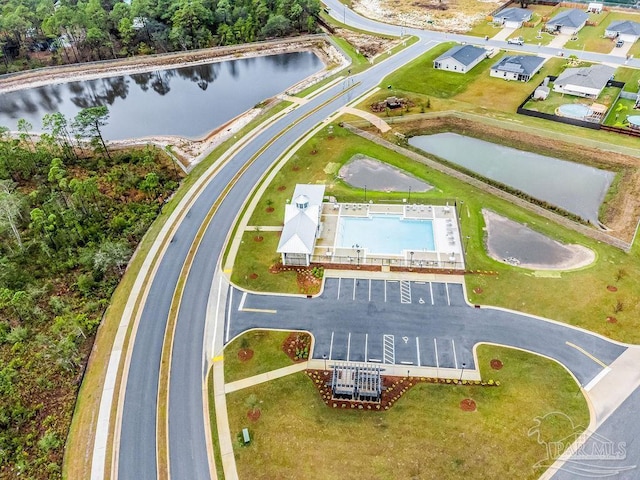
434 338 439 368
416 337 421 367
429 282 434 305
225 288 233 343
368 279 371 302
337 278 341 299
212 275 223 357
445 283 451 306
452 339 458 370
384 280 387 303
347 333 352 361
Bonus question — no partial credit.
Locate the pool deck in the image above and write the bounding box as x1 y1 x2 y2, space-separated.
315 202 464 269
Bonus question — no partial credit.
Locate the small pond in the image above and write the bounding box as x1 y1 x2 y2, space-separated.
0 51 323 140
338 155 432 192
483 209 594 270
409 132 615 224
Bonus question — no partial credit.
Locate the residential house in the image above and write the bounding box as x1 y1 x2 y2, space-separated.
432 45 488 74
493 7 533 29
553 64 616 98
545 9 589 35
490 55 545 82
276 184 325 266
605 20 640 43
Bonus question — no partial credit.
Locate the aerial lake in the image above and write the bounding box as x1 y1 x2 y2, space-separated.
0 51 323 140
409 132 615 223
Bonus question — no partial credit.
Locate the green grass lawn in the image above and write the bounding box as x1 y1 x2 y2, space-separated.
615 66 640 92
510 25 555 46
467 20 504 38
523 86 619 116
603 97 639 127
230 231 298 293
381 42 500 99
628 40 640 58
225 345 588 480
224 330 294 383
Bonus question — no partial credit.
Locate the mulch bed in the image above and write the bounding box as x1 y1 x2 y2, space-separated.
247 409 261 421
249 273 258 280
269 264 322 294
307 370 497 411
460 398 477 412
292 166 300 171
473 287 483 294
490 359 503 370
265 207 274 213
606 316 618 323
277 185 286 191
254 235 263 242
283 332 312 362
607 285 618 292
238 349 254 362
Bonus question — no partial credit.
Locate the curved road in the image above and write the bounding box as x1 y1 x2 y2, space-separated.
112 4 640 480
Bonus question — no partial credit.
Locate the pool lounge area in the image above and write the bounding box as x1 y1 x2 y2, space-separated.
315 202 465 270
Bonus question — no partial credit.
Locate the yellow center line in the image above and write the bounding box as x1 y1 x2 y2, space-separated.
565 341 608 368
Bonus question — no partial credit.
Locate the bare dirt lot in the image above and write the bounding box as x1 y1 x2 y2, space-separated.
352 0 503 32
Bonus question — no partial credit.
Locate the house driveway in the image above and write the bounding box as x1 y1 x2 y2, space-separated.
548 33 572 49
608 40 634 58
492 27 516 41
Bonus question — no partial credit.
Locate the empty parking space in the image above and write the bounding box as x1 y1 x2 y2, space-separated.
434 337 457 369
447 283 467 306
431 283 449 306
412 282 433 305
395 335 416 365
419 337 437 367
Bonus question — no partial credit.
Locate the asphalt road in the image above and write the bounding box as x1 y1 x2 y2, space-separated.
118 34 440 480
228 278 626 387
115 5 640 480
550 386 640 479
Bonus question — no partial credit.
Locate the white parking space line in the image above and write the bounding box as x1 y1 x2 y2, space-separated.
452 339 458 369
365 333 368 361
337 278 341 299
225 288 233 342
353 278 356 301
329 331 335 360
416 338 421 367
434 338 439 368
384 280 387 303
445 283 451 306
347 332 352 361
238 291 247 311
429 282 434 305
368 279 371 302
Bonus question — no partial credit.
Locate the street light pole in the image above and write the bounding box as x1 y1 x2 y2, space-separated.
409 251 414 269
459 362 466 384
356 249 361 267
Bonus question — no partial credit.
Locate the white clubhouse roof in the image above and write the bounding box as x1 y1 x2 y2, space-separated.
276 184 325 255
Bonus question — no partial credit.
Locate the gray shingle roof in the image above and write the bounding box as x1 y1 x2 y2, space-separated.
547 9 589 28
606 20 640 36
434 45 487 67
491 55 545 76
554 64 615 91
495 7 533 23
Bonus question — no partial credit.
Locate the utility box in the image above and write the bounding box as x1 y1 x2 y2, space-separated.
242 428 251 445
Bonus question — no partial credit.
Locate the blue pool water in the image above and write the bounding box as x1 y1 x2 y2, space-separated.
628 115 640 128
557 103 592 119
338 215 435 255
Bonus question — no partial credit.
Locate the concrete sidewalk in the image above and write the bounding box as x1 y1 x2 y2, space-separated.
225 362 309 393
584 345 640 428
340 106 392 133
325 268 465 284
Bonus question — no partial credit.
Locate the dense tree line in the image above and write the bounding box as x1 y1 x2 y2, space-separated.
0 107 183 478
0 0 321 72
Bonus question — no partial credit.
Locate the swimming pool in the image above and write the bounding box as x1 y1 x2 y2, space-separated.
337 215 435 255
557 103 592 120
628 115 640 129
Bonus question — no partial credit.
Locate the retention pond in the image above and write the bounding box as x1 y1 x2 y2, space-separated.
0 51 323 140
409 132 614 224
